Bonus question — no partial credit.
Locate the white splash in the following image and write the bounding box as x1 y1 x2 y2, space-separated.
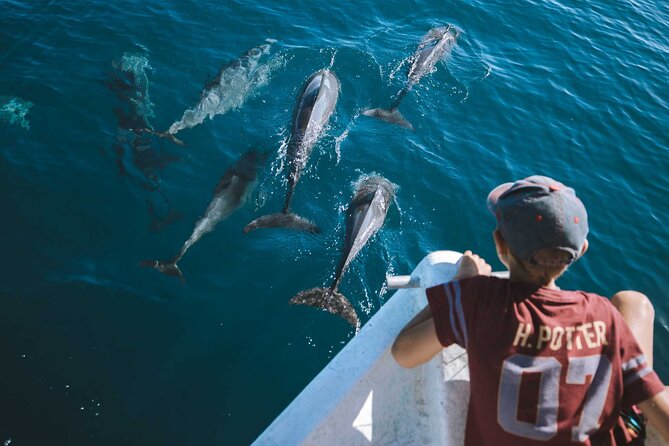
118 53 155 120
0 97 33 129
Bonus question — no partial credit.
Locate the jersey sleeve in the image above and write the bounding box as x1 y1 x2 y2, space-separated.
426 276 492 348
615 312 665 408
426 281 463 347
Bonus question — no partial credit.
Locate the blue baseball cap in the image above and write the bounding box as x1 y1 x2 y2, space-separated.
487 175 589 265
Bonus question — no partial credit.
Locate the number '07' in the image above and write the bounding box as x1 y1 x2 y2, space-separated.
497 354 612 442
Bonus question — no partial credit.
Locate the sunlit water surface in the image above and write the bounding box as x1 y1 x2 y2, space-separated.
1 0 668 444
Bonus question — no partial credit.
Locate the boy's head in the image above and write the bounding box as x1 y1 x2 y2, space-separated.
487 176 589 275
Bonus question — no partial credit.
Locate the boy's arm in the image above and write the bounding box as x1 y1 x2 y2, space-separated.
638 388 669 442
391 251 491 368
391 305 442 368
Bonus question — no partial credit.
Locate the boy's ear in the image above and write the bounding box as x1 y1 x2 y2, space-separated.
493 229 509 257
579 239 589 258
493 229 506 251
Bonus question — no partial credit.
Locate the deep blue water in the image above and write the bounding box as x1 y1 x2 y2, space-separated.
1 0 668 444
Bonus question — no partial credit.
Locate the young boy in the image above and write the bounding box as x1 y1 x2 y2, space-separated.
392 175 669 445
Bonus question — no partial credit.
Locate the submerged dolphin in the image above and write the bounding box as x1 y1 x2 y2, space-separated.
108 53 182 231
244 69 340 234
143 39 278 145
363 25 459 130
290 175 396 329
142 149 267 280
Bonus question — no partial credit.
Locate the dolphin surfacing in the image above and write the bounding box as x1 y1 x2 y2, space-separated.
289 175 396 329
139 39 278 145
244 69 340 234
364 25 459 130
142 149 267 281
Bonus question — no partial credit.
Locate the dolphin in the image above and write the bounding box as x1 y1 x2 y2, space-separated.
142 149 267 280
244 69 340 234
108 53 181 231
110 58 161 186
363 25 459 130
141 39 278 145
289 175 396 329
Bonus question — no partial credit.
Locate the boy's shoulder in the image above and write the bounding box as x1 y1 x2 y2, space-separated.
456 274 506 287
456 276 618 311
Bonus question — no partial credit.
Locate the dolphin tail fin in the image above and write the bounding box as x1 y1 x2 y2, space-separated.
243 213 320 234
290 287 360 330
140 259 185 282
362 108 414 131
137 128 186 146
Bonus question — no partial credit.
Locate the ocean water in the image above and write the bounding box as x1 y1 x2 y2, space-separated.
1 0 668 444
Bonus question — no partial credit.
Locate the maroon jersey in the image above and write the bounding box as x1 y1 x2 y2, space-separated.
426 276 664 445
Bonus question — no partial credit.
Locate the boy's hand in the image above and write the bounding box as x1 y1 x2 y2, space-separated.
454 250 492 280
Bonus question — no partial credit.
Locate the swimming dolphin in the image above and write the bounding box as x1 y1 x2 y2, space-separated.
142 149 267 280
244 69 340 234
141 39 278 145
289 175 396 329
109 54 158 184
363 25 459 130
108 53 181 231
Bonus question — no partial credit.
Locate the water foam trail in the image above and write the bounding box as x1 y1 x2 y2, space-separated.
167 40 281 135
388 57 408 82
327 48 338 70
333 111 361 165
254 131 290 211
0 97 34 129
117 53 155 122
273 133 290 180
380 260 394 301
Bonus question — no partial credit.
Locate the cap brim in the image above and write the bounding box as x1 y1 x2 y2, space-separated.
487 182 513 214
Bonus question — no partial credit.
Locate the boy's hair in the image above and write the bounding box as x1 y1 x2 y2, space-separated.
512 247 572 284
487 175 589 266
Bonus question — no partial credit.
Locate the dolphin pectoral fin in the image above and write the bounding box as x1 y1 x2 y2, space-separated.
166 133 185 146
362 108 414 131
243 213 320 234
158 131 185 146
290 288 359 329
140 259 185 282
